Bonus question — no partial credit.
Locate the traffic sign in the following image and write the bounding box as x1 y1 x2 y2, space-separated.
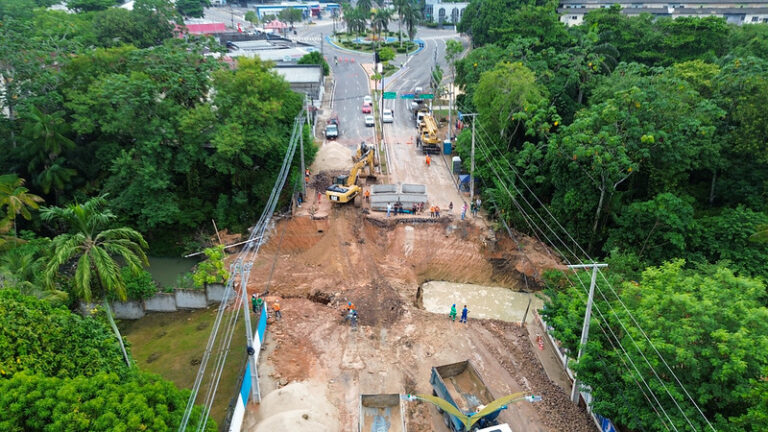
400 94 415 99
420 94 434 99
383 92 397 100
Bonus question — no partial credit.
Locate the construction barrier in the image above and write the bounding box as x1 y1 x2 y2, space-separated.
228 303 269 432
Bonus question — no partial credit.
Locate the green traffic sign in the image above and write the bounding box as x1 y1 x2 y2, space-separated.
420 94 434 99
400 94 415 99
383 92 397 100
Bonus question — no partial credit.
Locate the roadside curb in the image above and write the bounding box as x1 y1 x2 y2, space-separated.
324 35 424 57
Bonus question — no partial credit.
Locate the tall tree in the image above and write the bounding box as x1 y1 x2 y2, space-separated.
543 261 768 432
401 0 421 42
41 196 149 367
66 0 118 12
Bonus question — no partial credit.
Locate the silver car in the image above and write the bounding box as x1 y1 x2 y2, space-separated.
364 115 375 127
382 109 394 123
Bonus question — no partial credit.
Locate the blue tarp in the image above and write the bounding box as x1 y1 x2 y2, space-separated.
459 175 471 184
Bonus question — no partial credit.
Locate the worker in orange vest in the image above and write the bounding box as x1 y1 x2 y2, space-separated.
425 154 431 167
364 189 370 202
272 300 282 320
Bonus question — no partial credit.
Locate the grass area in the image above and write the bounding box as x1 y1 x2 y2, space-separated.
120 308 249 430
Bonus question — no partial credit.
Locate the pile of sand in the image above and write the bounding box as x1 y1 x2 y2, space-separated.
254 382 339 432
312 141 354 171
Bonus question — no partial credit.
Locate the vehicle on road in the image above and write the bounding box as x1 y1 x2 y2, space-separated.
364 115 375 127
382 109 394 123
417 114 441 154
363 95 373 105
359 394 406 432
326 143 376 206
362 102 372 114
325 114 340 139
431 360 507 431
325 123 338 139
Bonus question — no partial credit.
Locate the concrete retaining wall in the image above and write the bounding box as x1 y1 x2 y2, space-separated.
175 289 208 309
206 283 235 303
144 293 177 312
79 285 237 320
112 301 145 319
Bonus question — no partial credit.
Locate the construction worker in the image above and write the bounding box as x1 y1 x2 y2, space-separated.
272 300 282 320
435 205 440 218
425 154 431 167
347 301 355 312
449 304 457 321
364 189 370 202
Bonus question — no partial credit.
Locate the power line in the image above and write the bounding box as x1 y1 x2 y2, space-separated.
470 131 679 431
467 114 713 430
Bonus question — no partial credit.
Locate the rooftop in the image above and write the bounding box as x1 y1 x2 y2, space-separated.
274 64 323 84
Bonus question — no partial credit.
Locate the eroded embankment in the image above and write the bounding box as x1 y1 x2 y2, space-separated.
244 211 561 300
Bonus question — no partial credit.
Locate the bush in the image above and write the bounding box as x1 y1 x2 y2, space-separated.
120 267 158 300
192 245 229 288
396 47 407 53
0 289 128 379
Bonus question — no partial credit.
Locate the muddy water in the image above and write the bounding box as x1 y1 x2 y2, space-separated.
147 257 198 288
421 281 545 324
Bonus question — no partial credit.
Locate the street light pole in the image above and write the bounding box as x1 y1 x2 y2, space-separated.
566 263 608 404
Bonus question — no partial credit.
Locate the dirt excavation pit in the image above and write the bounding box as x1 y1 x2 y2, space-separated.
420 281 546 324
253 382 339 432
243 211 594 432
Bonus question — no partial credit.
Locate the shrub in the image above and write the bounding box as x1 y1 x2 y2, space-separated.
120 267 158 300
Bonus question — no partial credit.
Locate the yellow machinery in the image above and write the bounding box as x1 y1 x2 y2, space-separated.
326 142 376 206
417 114 441 154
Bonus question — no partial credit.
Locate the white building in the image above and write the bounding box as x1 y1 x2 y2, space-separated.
558 0 768 26
424 0 470 24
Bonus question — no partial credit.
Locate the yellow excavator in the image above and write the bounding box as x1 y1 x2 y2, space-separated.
326 142 377 207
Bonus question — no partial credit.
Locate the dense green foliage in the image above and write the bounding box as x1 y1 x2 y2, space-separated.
0 290 216 431
455 4 768 279
457 3 768 430
542 262 768 431
0 371 215 431
0 1 314 253
0 289 127 379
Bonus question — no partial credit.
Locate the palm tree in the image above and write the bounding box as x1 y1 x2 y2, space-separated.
357 0 372 16
402 0 421 43
393 0 408 47
0 174 44 237
372 8 392 43
41 195 149 367
36 158 77 204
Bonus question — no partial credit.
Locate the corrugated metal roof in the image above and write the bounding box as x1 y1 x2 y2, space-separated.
183 23 228 34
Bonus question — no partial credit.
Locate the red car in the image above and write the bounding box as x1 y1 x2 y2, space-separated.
361 102 372 114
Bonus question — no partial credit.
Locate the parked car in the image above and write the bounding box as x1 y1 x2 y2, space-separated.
363 95 373 105
382 109 394 123
364 115 375 127
362 102 372 114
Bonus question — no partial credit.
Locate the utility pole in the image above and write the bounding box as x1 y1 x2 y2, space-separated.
567 263 608 404
240 262 260 402
469 114 476 205
300 96 308 194
320 32 324 57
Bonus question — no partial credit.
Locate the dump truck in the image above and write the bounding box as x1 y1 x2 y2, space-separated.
359 394 407 432
326 142 376 206
430 360 507 431
416 114 442 154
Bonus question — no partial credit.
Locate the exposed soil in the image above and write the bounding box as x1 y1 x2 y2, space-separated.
239 209 596 432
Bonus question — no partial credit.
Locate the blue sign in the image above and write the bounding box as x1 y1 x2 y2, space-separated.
401 94 415 99
458 111 463 121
